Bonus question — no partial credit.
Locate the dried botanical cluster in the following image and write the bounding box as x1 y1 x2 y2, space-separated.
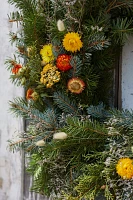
7 0 133 199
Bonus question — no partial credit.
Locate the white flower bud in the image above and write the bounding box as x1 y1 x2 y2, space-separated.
91 25 96 31
57 20 65 32
36 140 45 146
98 27 103 32
131 146 133 153
53 132 67 140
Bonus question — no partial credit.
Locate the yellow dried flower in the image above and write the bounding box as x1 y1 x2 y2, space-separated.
40 44 54 63
40 64 60 88
116 158 133 179
63 32 83 53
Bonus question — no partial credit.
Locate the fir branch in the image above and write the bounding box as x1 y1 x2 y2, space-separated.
9 135 36 150
10 97 58 130
8 0 37 14
53 91 80 115
8 11 23 23
106 0 133 13
111 17 133 44
68 56 82 77
65 117 108 136
9 97 29 118
87 103 110 121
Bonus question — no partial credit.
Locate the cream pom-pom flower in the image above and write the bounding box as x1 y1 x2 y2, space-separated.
36 140 45 147
53 132 67 140
57 20 65 31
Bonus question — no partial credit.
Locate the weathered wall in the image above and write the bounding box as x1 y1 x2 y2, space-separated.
122 35 133 110
0 1 23 200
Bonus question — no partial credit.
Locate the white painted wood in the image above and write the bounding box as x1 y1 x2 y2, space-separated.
0 1 23 200
122 35 133 110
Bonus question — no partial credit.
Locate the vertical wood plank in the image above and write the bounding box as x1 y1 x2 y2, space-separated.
122 35 133 110
0 1 23 200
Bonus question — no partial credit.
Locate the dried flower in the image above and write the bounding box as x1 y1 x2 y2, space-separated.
40 44 54 63
53 132 67 140
17 66 27 76
40 64 60 88
26 88 34 100
36 140 45 147
26 89 38 101
63 32 83 52
31 91 39 101
67 77 85 94
12 64 22 74
57 20 65 31
56 54 72 71
91 25 103 32
116 158 133 179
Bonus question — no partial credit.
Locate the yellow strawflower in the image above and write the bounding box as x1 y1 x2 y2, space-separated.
40 44 54 63
116 158 133 179
40 64 60 88
63 32 83 53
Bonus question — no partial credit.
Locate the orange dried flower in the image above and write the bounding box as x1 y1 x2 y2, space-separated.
56 54 72 71
26 88 34 100
26 89 38 101
12 64 22 74
67 77 85 94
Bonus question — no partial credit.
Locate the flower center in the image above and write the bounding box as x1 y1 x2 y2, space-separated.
70 82 80 90
62 60 68 65
69 39 76 46
123 164 128 169
46 51 51 56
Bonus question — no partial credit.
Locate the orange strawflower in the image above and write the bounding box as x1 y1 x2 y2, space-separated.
56 54 72 71
26 88 34 100
26 89 38 101
12 64 22 74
